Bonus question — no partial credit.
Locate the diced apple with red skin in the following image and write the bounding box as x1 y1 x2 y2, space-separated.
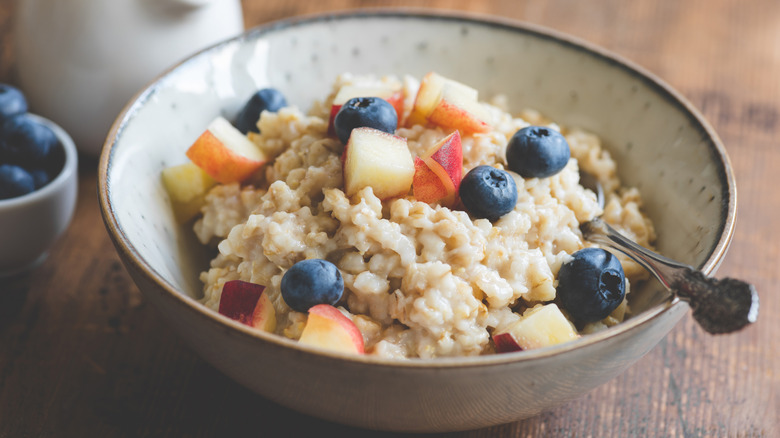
407 72 490 135
492 331 523 353
406 72 474 126
342 127 415 200
161 161 217 223
427 83 491 135
218 280 277 333
298 304 365 354
327 84 405 135
185 116 268 184
492 304 579 353
413 157 450 205
412 131 463 207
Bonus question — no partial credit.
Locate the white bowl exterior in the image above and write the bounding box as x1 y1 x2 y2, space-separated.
101 11 733 432
121 253 687 431
0 115 78 275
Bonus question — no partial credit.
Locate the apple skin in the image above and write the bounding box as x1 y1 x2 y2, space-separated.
423 130 462 194
492 332 524 353
298 304 365 355
186 116 268 184
328 105 342 137
412 131 462 207
218 280 276 332
387 91 405 123
413 156 450 204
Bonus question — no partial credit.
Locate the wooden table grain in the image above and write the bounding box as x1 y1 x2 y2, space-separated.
1 1 778 436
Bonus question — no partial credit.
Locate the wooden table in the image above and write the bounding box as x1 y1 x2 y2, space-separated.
1 1 777 436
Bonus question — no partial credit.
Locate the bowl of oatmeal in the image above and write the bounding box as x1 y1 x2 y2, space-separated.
98 10 735 432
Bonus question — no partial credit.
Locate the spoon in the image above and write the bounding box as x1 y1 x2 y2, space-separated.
578 170 759 334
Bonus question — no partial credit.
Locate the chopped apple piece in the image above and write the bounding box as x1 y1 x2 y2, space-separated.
161 161 217 223
327 84 404 135
424 131 462 201
412 131 463 206
427 83 491 135
407 72 478 126
298 304 365 354
251 293 277 333
185 116 268 184
218 280 277 333
493 304 579 352
342 127 414 199
413 157 450 205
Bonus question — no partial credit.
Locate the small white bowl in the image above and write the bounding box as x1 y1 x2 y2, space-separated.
0 114 78 277
99 10 735 432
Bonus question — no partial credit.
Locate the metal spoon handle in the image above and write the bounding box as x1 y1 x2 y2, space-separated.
581 217 759 334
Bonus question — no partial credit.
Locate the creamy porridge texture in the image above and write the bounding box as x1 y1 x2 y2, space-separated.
183 73 655 359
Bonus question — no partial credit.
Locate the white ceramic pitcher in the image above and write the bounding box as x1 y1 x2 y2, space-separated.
14 0 244 156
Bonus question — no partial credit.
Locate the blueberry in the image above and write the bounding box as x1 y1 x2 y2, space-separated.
333 97 397 145
506 126 570 178
43 139 66 176
557 247 626 325
0 114 59 168
459 165 518 221
0 84 28 123
29 168 52 189
281 259 344 312
0 164 35 200
235 88 288 134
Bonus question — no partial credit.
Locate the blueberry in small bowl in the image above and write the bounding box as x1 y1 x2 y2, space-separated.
0 164 36 199
0 113 61 170
0 84 28 123
0 87 78 276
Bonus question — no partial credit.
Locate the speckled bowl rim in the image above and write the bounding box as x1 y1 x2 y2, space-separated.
98 8 736 369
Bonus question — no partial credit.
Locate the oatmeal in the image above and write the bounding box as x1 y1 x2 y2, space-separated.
182 73 655 359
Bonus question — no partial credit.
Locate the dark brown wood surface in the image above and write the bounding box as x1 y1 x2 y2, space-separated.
1 1 778 436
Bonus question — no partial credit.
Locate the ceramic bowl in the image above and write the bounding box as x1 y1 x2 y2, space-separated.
0 114 78 277
98 10 735 432
14 0 244 156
